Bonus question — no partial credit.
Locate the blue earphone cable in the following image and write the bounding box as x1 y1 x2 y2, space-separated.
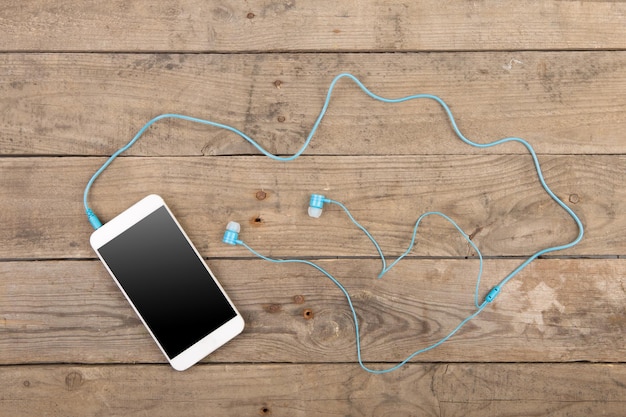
85 72 584 372
326 200 484 300
234 212 487 373
84 74 583 255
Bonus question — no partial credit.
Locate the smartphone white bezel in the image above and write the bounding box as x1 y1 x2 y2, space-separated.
90 194 244 371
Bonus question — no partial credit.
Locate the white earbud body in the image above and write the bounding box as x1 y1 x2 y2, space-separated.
308 194 326 218
223 221 242 245
308 206 323 218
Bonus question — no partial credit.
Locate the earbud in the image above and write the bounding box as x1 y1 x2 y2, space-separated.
222 221 241 245
308 194 328 218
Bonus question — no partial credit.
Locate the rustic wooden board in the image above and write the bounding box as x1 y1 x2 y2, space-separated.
0 155 616 259
1 52 625 156
1 259 624 365
1 1 625 53
2 0 624 413
1 363 625 417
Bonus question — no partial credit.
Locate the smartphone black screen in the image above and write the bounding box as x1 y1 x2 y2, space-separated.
98 206 236 358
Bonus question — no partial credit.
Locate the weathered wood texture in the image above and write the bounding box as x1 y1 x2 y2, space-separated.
1 364 626 417
0 155 616 259
1 52 625 156
1 0 625 415
1 1 625 52
1 259 624 365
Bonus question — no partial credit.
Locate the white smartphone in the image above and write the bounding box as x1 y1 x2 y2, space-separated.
90 194 244 371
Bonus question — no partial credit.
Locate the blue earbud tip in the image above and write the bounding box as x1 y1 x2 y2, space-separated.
309 194 325 209
223 221 241 245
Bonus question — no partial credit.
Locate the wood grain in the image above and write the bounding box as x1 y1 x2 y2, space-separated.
1 363 625 417
1 1 625 53
2 0 624 412
1 259 624 365
0 154 617 259
1 52 625 157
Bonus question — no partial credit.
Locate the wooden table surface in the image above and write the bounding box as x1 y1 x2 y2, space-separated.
1 1 625 416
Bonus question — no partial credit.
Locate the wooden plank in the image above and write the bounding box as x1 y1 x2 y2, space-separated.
1 52 625 156
1 1 625 53
436 363 626 417
0 155 617 259
1 363 625 417
1 0 623 414
1 259 624 365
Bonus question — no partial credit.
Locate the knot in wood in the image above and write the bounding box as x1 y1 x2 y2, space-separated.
65 371 84 391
